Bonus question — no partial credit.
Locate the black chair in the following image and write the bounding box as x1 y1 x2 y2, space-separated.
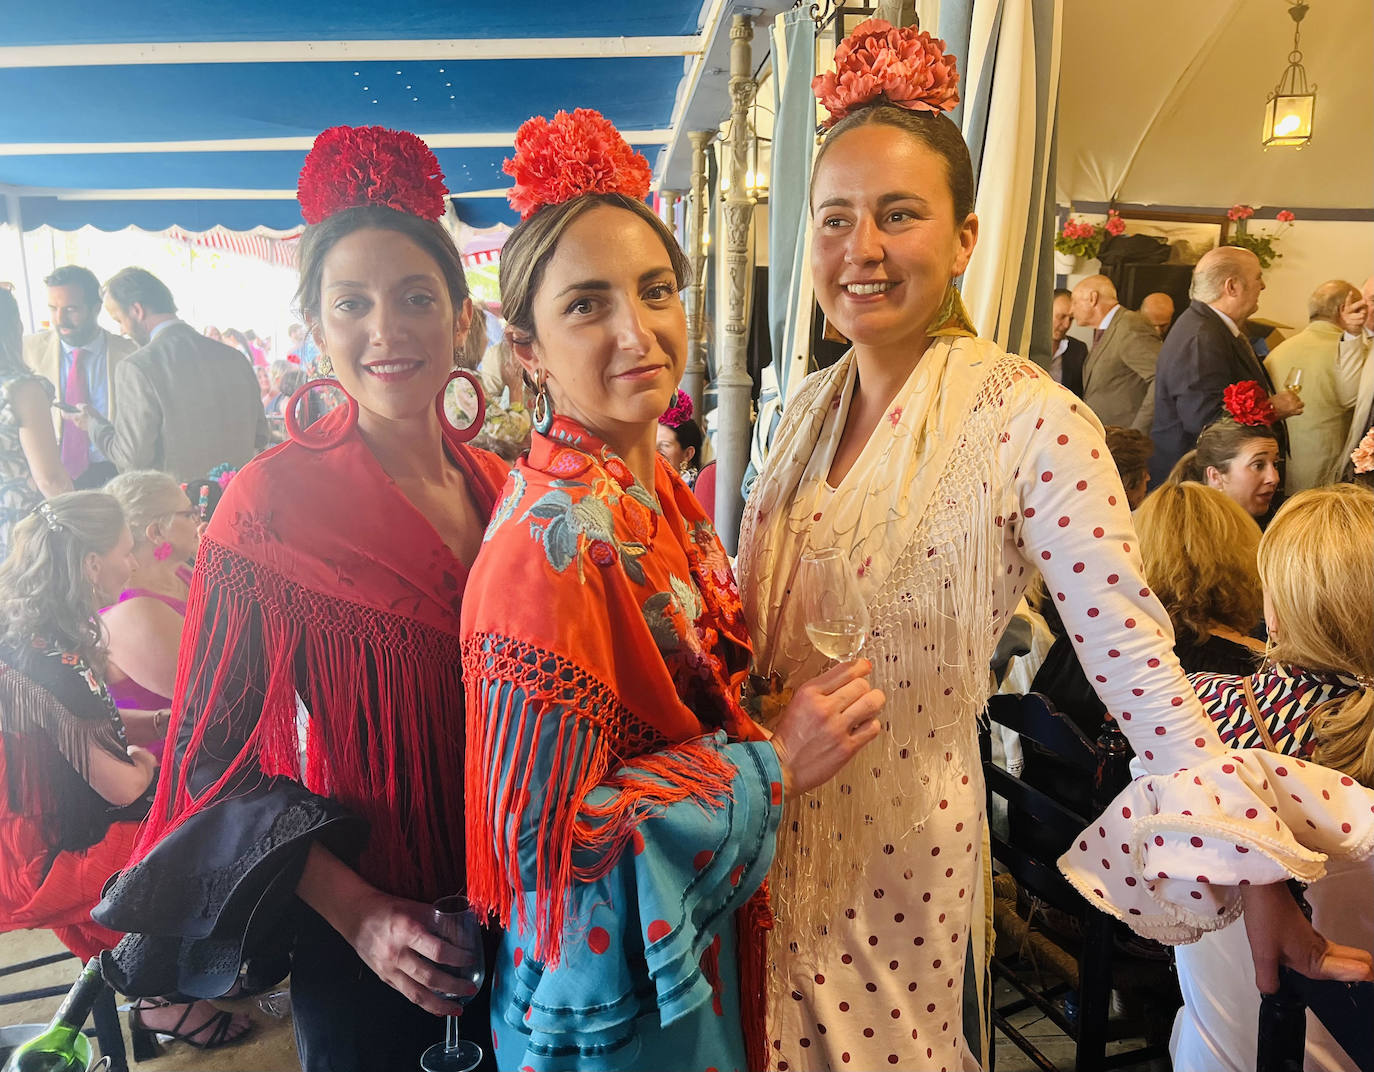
0 949 128 1071
1255 885 1374 1072
983 692 1173 1072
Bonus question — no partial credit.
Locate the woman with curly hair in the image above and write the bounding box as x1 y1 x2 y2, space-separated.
0 492 250 1052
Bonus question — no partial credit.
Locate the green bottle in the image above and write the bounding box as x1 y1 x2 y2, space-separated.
1 957 102 1072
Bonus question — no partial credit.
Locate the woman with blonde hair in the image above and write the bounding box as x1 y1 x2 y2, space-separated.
1134 481 1265 675
1165 483 1374 1071
100 470 201 756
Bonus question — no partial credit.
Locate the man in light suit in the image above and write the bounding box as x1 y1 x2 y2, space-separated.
1264 280 1360 492
1149 247 1303 485
1070 275 1159 433
1331 274 1374 482
22 264 137 487
77 267 267 482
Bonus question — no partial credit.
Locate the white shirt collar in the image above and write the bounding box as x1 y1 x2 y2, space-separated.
1098 304 1121 332
1209 305 1242 337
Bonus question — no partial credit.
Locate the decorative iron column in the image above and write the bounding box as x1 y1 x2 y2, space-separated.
658 189 680 237
714 13 756 552
681 132 712 414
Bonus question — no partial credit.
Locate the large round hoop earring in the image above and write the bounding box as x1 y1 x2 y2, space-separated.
285 378 359 450
436 369 486 445
532 377 554 435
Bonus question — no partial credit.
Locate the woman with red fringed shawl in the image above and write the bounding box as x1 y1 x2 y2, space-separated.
460 110 885 1072
93 127 509 1071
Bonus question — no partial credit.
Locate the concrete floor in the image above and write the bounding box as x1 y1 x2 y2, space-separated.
1 929 298 1071
4 927 1173 1072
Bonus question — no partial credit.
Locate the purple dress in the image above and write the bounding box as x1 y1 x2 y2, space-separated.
100 580 189 759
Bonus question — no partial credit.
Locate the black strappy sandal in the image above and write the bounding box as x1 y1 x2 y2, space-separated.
128 997 253 1060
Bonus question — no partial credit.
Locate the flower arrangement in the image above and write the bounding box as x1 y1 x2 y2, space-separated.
1223 380 1276 427
207 463 239 489
297 126 449 225
659 388 694 428
1352 426 1374 475
503 109 653 220
811 18 960 127
1223 205 1296 269
1054 210 1124 260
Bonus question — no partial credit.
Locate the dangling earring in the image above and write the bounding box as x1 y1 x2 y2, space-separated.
153 541 174 561
532 372 554 435
928 283 979 338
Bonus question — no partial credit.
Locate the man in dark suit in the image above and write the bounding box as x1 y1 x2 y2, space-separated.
1071 275 1159 432
77 267 267 482
1049 288 1087 397
1149 247 1303 485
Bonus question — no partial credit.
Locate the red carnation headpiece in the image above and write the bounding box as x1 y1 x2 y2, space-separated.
503 109 653 220
1223 381 1276 427
812 18 960 128
659 388 694 428
298 125 449 225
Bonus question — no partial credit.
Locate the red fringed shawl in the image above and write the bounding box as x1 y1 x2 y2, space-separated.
131 404 507 901
461 416 773 1068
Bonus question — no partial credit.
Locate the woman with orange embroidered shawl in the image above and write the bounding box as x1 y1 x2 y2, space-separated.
93 127 508 1071
461 110 884 1072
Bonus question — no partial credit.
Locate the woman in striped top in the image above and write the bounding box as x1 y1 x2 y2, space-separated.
1172 483 1374 1072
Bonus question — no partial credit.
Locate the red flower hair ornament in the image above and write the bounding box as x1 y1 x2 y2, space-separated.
298 125 449 225
1223 381 1277 427
659 388 694 428
504 109 653 220
812 18 960 127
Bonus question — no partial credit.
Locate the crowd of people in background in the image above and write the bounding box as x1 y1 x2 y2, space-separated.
0 21 1371 1071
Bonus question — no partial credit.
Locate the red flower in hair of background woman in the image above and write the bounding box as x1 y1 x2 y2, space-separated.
812 18 960 127
503 109 653 220
1223 380 1277 427
659 388 694 428
297 126 449 224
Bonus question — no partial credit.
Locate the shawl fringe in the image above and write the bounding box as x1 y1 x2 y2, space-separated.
136 537 470 900
463 630 738 966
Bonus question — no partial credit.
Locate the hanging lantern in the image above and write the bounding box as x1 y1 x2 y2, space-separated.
1261 2 1317 148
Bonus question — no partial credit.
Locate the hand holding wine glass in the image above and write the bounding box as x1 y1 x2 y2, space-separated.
419 895 486 1072
800 548 869 663
1283 367 1304 396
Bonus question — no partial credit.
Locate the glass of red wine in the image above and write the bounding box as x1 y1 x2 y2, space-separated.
418 895 485 1072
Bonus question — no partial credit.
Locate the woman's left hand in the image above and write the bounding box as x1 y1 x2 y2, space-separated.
1240 881 1374 993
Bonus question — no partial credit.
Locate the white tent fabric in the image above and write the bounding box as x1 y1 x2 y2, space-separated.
1057 0 1374 210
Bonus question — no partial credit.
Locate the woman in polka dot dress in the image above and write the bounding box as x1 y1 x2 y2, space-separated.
737 19 1368 1072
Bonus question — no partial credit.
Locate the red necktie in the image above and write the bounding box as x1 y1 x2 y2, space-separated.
1092 328 1105 347
61 347 91 480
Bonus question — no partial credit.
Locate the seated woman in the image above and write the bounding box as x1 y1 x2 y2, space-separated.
462 109 884 1072
1169 394 1281 526
1134 481 1265 675
0 492 250 1052
99 470 201 758
1094 484 1374 1072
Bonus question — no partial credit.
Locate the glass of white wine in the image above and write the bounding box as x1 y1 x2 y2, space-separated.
1284 367 1304 395
800 547 869 663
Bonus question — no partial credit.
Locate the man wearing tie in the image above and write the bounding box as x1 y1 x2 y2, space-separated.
22 265 136 488
1070 274 1160 433
1149 246 1303 486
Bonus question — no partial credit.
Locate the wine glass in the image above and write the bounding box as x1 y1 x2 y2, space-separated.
1284 368 1304 395
800 547 870 663
418 895 486 1072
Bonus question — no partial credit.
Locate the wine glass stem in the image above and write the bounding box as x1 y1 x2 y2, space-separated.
444 1014 461 1054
